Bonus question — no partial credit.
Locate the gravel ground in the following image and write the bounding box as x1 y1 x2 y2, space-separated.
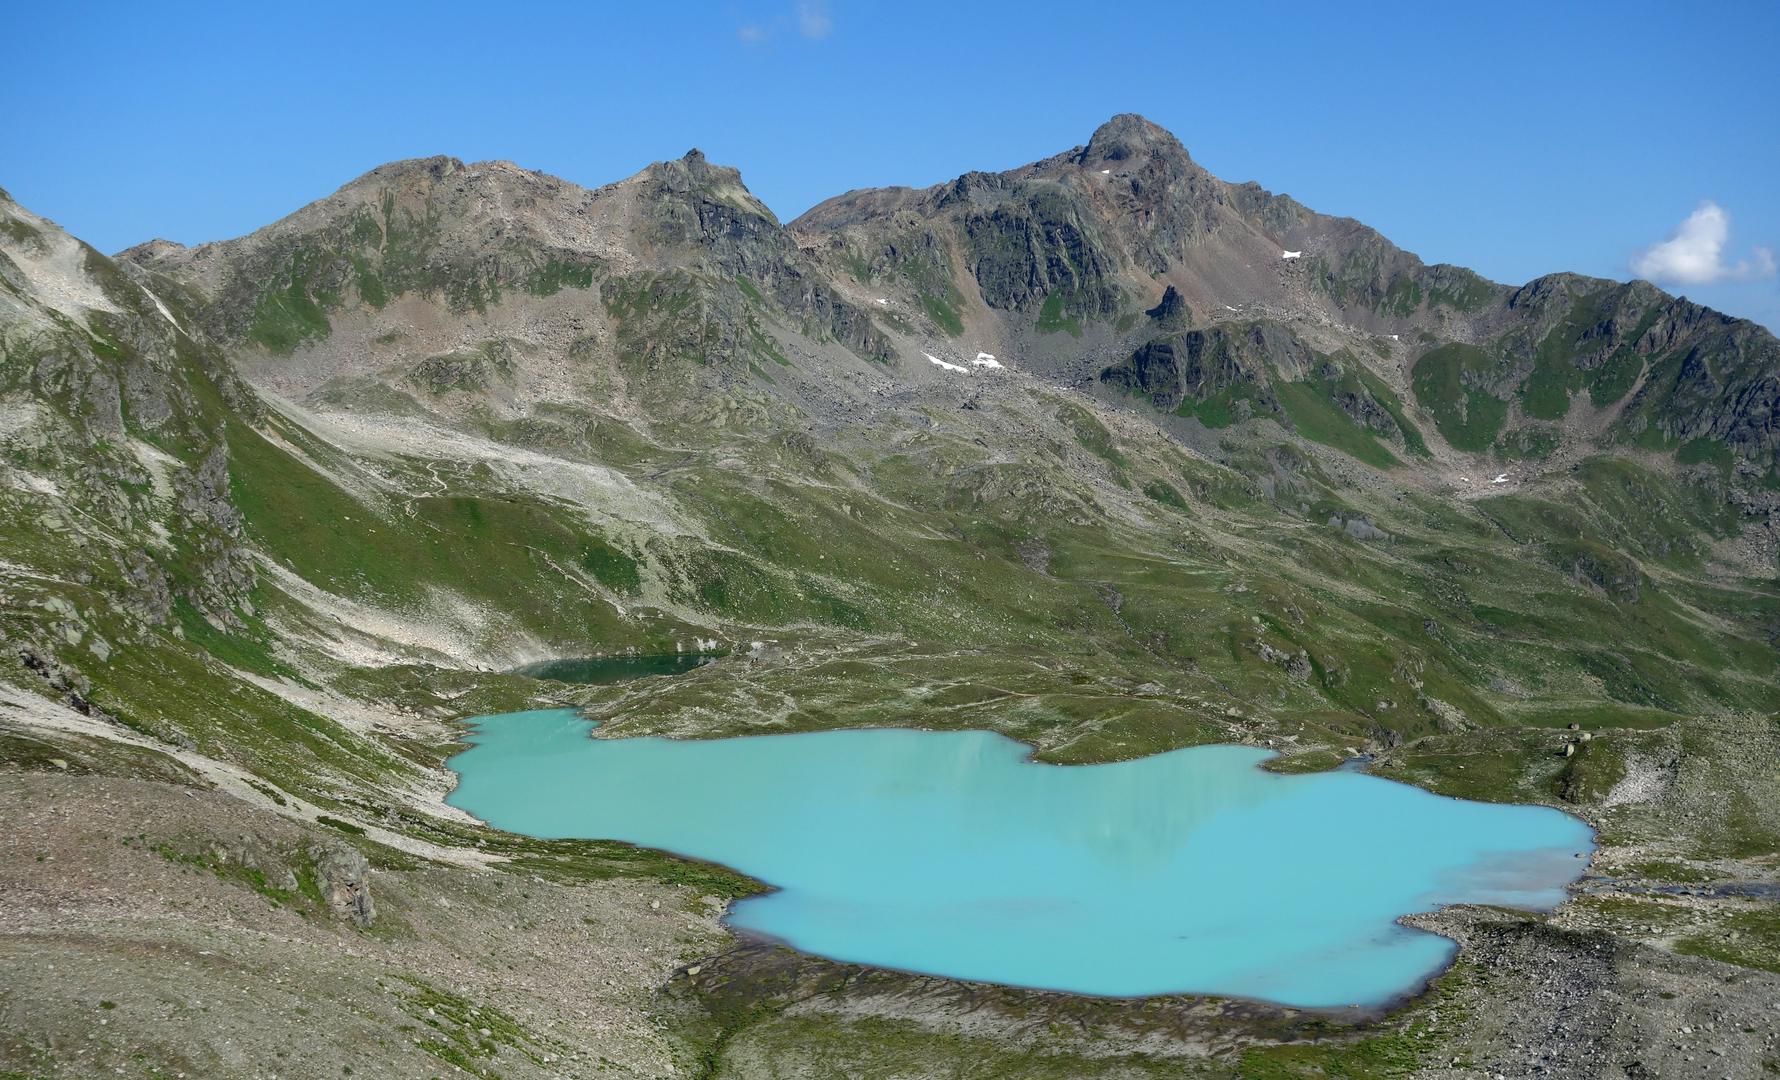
0 767 727 1079
1406 908 1780 1079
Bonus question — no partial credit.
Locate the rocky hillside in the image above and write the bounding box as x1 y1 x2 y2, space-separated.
4 117 1780 1078
796 114 1780 477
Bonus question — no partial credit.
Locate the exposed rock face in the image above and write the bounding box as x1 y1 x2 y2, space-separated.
310 843 375 927
172 442 256 626
957 178 1122 317
1330 515 1391 543
789 114 1780 472
1558 543 1644 603
1101 322 1310 414
12 641 108 720
2 189 259 648
1145 285 1191 331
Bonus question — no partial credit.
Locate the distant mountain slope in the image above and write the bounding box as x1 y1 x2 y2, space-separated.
792 114 1780 476
3 111 1771 783
114 115 1780 483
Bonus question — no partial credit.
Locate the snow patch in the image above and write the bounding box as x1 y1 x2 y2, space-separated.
971 352 1003 369
875 297 889 305
1282 250 1303 260
924 352 968 374
1492 473 1510 484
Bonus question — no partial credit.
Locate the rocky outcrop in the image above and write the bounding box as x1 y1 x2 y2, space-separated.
310 844 375 927
1551 541 1644 603
171 442 256 626
1329 515 1391 542
1255 641 1314 681
1100 321 1311 413
959 181 1122 318
1145 285 1191 332
1 191 269 692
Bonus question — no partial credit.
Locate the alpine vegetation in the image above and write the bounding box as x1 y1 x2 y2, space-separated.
3 115 1779 1078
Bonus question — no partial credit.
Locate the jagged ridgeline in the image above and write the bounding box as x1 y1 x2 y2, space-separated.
4 113 1779 830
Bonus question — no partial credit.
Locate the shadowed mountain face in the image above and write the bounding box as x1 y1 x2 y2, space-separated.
4 115 1780 1079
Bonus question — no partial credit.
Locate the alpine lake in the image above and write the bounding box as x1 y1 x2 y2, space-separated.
446 698 1593 1009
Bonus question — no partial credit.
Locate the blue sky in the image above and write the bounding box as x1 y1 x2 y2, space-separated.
5 1 1777 328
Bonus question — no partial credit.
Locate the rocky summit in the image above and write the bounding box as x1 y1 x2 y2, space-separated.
3 115 1778 1077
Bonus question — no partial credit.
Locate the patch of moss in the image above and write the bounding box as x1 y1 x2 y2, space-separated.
1238 1031 1423 1078
1411 343 1508 451
315 815 366 837
1677 437 1733 476
1036 291 1083 336
524 258 597 297
1057 404 1128 477
1498 426 1560 461
918 292 964 336
1174 381 1263 429
1142 480 1190 514
396 975 564 1070
1276 381 1400 469
1676 905 1780 973
1426 269 1497 312
2 216 43 245
246 272 331 354
1551 738 1626 804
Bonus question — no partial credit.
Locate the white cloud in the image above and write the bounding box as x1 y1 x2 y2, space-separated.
1631 201 1775 285
797 1 833 38
736 3 832 44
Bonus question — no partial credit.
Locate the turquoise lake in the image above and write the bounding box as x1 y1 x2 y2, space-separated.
445 709 1594 1008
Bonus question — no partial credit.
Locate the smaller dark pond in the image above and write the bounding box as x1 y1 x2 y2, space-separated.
513 653 720 685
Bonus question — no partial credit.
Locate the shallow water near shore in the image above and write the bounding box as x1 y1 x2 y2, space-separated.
445 709 1594 1008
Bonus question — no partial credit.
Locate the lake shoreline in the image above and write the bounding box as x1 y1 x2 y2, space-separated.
446 708 1596 1011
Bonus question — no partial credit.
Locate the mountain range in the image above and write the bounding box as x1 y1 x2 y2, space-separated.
2 114 1777 1078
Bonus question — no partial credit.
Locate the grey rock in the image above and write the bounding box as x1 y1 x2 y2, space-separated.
309 844 375 927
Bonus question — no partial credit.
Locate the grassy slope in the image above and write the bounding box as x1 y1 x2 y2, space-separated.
7 212 1780 1077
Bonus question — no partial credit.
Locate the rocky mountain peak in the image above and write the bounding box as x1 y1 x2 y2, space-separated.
115 237 188 262
360 154 467 183
1077 113 1190 166
637 148 778 232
